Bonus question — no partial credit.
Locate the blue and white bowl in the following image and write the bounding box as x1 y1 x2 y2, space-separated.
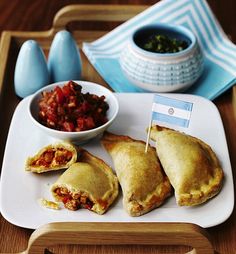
120 24 204 92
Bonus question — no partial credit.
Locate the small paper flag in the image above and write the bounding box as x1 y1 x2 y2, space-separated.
151 94 193 128
145 94 193 152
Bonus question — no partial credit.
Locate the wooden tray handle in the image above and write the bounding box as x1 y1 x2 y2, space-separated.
13 222 215 254
51 4 148 33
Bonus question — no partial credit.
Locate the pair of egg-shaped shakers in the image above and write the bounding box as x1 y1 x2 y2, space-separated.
14 30 82 98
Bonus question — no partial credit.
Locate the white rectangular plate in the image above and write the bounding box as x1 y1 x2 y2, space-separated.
0 93 234 229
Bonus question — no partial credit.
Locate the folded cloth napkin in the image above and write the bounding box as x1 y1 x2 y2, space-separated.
82 0 236 100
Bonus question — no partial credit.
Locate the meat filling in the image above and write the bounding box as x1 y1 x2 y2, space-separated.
31 148 73 168
54 187 94 211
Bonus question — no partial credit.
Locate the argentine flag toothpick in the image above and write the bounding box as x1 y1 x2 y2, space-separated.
145 94 193 152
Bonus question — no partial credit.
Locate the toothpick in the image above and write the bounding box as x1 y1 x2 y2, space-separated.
145 118 152 153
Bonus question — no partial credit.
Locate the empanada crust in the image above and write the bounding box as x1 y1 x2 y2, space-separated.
25 142 77 173
51 148 119 215
101 131 172 216
150 125 224 206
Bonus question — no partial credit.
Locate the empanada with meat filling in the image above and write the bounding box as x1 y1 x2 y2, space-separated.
51 149 119 215
25 142 77 173
101 131 172 217
149 125 224 206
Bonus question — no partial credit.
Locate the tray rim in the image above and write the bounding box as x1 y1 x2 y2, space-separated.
0 4 235 253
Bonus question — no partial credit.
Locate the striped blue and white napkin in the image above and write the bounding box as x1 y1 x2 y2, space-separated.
82 0 236 100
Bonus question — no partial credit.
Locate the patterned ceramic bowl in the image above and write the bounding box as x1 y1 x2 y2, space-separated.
120 24 204 92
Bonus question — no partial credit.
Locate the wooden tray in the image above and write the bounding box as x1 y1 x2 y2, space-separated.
0 4 218 254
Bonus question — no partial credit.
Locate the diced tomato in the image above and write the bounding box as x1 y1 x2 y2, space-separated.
62 196 71 204
76 117 86 131
68 96 77 108
63 121 75 132
57 105 65 115
84 200 93 210
46 108 57 122
85 116 95 129
38 81 109 132
55 86 65 104
62 85 71 97
43 151 55 163
32 158 49 167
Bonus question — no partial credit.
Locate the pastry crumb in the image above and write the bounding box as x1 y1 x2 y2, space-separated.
39 198 60 210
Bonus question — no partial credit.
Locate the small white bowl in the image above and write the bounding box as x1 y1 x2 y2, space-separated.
120 24 204 92
28 81 119 144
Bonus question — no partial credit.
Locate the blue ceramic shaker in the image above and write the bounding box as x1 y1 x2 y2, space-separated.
14 40 49 98
48 30 82 83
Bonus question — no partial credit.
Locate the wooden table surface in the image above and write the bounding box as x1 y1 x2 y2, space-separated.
0 1 236 253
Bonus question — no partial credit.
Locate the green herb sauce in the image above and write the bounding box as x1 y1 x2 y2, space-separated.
142 34 188 53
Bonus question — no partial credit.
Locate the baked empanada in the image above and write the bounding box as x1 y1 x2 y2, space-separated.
149 125 224 206
25 142 77 173
101 131 172 217
51 149 119 215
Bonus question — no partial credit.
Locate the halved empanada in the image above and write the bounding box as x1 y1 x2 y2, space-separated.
149 125 224 206
51 149 119 215
25 142 77 173
101 131 172 217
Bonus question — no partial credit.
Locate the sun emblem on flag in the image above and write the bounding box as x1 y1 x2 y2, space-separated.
168 107 174 115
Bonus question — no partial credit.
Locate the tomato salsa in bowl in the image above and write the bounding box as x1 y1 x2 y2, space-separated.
28 81 119 143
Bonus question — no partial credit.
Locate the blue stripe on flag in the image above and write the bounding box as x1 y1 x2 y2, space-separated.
153 95 193 111
152 112 190 128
